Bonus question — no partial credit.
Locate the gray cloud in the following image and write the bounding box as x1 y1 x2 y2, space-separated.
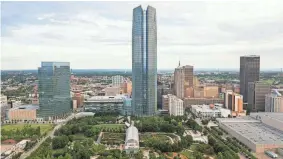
1 1 283 69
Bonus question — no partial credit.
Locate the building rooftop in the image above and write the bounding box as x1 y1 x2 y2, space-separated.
250 112 283 122
10 105 39 110
220 120 283 144
86 95 126 102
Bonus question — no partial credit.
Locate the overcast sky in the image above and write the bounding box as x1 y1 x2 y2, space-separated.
1 1 283 70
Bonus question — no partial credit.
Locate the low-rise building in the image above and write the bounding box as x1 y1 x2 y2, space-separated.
250 112 283 132
217 117 283 153
124 123 139 154
8 105 39 121
84 95 124 113
184 97 224 108
191 104 231 118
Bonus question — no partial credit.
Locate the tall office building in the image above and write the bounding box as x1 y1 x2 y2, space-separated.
240 55 260 102
174 63 194 99
132 5 157 116
38 62 71 120
248 81 270 112
174 65 185 98
183 65 194 87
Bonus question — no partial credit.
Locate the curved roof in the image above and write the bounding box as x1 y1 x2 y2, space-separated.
125 125 139 144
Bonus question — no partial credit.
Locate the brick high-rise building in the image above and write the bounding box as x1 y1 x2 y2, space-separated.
240 55 260 102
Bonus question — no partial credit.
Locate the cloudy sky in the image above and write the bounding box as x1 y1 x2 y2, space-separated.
1 1 283 70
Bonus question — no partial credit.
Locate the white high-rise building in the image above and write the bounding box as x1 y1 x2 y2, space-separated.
112 75 124 87
265 89 283 112
167 94 184 116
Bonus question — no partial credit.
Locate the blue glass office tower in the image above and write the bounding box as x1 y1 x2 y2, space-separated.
38 62 71 120
132 5 157 116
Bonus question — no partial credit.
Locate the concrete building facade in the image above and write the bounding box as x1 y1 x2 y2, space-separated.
248 81 270 112
8 105 39 121
168 94 184 116
191 104 231 118
174 66 185 99
84 96 125 113
174 64 194 99
112 75 124 87
162 94 169 111
224 90 245 117
265 89 283 112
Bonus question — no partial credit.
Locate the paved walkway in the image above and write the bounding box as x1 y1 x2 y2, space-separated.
20 114 75 159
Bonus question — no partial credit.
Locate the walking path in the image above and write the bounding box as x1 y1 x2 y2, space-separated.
20 114 75 159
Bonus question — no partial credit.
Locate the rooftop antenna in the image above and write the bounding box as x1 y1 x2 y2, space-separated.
178 60 181 67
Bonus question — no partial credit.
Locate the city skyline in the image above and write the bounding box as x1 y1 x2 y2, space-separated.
2 1 283 70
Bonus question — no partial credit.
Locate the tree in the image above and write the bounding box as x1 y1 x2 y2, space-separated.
52 135 69 149
216 152 224 159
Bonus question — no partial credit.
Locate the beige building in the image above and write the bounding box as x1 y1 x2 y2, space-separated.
224 90 245 117
193 76 199 86
174 63 194 99
193 86 219 98
8 105 38 121
174 66 185 98
104 86 121 96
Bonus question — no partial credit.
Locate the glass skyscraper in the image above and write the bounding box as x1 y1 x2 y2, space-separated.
132 5 157 116
38 62 71 120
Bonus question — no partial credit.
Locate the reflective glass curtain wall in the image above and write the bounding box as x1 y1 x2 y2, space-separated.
132 5 157 117
38 62 71 120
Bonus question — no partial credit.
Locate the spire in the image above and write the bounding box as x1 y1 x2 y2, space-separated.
178 60 181 67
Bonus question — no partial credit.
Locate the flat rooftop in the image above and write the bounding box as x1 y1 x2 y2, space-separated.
85 95 126 102
250 112 283 122
10 105 39 110
219 118 283 145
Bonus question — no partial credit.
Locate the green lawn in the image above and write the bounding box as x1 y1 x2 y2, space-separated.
2 124 53 135
93 124 124 129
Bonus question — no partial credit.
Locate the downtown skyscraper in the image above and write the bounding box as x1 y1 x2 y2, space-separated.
240 55 260 102
132 5 157 117
38 62 71 120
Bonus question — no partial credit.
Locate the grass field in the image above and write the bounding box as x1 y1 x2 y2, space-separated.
2 124 53 135
140 133 172 143
93 124 124 129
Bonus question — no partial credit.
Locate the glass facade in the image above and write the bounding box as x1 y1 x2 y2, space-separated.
132 5 157 116
38 62 71 120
